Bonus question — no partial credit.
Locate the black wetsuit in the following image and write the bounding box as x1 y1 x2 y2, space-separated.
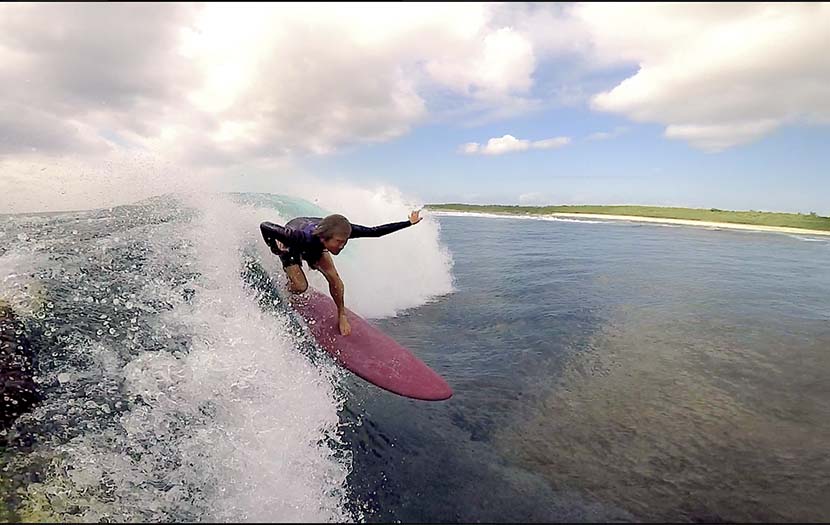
260 217 412 268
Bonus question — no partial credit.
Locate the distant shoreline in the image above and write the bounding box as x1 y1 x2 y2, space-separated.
428 209 830 237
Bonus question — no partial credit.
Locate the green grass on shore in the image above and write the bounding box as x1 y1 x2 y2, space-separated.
425 203 830 232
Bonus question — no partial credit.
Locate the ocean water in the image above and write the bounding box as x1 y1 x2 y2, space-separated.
2 193 829 522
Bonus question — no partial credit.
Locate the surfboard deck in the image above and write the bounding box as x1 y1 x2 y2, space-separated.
288 289 452 401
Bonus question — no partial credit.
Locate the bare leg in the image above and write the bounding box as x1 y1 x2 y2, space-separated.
283 264 308 294
313 252 351 335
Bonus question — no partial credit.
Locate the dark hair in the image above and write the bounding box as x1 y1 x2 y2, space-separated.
314 214 352 240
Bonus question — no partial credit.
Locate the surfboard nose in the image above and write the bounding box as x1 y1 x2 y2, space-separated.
408 378 453 401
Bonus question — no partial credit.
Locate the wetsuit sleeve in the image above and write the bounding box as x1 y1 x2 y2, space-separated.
349 220 413 238
260 221 306 252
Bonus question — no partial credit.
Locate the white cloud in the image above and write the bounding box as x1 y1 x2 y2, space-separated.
578 3 830 151
531 137 571 150
426 27 536 102
171 3 550 158
0 3 199 156
0 2 552 212
664 120 780 153
486 3 830 150
5 3 824 164
459 142 481 155
482 135 530 155
461 134 571 155
0 3 548 166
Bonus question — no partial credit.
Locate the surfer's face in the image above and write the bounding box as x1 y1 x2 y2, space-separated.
323 234 348 255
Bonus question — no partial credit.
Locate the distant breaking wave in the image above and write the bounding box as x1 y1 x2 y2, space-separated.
428 210 611 225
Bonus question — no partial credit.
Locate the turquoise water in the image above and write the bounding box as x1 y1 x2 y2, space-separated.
2 195 828 522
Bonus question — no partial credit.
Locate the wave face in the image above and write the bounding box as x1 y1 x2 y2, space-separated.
0 191 453 522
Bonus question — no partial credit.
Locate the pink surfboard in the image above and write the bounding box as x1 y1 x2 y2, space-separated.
289 290 452 401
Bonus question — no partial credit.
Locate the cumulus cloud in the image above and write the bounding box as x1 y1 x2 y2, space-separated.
486 3 830 150
482 135 530 155
578 3 830 151
425 26 536 102
0 3 550 167
460 142 482 155
461 134 571 155
0 3 553 212
664 120 781 153
4 2 825 163
0 3 200 155
0 102 111 155
531 137 571 150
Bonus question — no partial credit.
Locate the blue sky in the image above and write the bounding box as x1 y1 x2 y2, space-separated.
307 108 830 214
2 3 829 215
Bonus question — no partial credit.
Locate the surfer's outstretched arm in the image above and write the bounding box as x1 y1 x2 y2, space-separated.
349 210 423 238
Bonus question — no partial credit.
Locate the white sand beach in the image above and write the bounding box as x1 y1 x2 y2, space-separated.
549 213 830 236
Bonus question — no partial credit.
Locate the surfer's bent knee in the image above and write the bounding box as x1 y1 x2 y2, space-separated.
284 264 308 294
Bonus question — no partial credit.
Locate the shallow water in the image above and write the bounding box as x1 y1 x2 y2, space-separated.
347 213 830 522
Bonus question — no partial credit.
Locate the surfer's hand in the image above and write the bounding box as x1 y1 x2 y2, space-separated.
409 210 422 225
338 313 351 336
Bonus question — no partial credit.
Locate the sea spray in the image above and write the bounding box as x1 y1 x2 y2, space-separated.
2 187 456 522
2 193 354 522
233 184 456 319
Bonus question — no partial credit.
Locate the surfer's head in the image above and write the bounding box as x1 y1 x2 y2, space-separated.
314 214 351 255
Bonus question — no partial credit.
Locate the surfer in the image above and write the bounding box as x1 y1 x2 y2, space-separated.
260 210 423 336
